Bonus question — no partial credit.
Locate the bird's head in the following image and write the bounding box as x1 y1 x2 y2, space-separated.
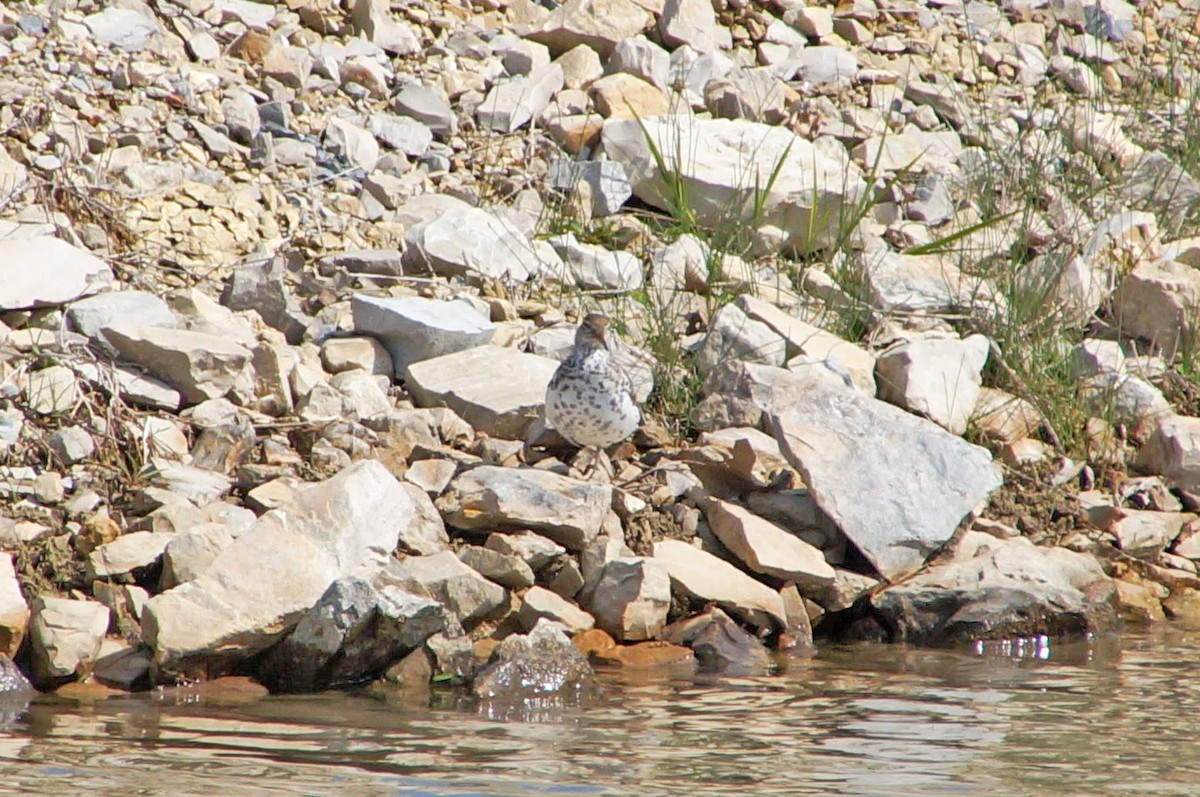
576 312 610 350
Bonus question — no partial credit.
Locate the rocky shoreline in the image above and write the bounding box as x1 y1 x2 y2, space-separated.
0 0 1198 703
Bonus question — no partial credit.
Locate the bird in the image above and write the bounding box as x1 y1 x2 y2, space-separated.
545 313 641 475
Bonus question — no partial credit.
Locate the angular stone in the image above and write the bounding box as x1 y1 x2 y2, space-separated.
67 291 176 350
653 539 786 628
705 499 835 587
972 388 1042 444
664 607 773 674
875 334 990 435
0 236 114 310
519 585 594 633
458 545 535 589
47 420 94 463
547 233 643 291
440 466 611 551
405 346 558 439
160 523 236 590
84 7 160 52
142 461 415 679
659 0 718 51
588 557 670 641
770 378 1003 581
1112 258 1200 358
352 295 494 376
526 0 652 58
695 302 787 373
350 0 419 55
486 531 566 570
590 73 670 118
604 116 864 255
23 365 79 415
390 552 505 624
0 554 28 659
403 206 541 282
1137 415 1200 498
102 324 253 405
260 574 445 692
221 257 310 345
28 597 110 686
478 64 564 133
392 83 456 136
737 295 876 393
870 533 1117 644
87 532 174 580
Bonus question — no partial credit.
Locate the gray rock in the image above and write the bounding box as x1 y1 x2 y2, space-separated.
653 539 786 628
221 91 261 144
68 291 176 352
160 523 236 590
875 334 990 435
325 116 379 173
0 656 33 694
770 378 1003 581
603 116 864 256
319 248 405 277
526 0 652 58
102 324 254 405
84 7 160 52
486 532 566 570
695 302 787 373
23 365 79 415
458 545 536 589
142 460 415 680
0 236 114 310
350 0 419 54
871 532 1117 644
547 233 643 291
665 607 772 675
403 206 542 282
48 425 95 465
405 346 558 439
1112 257 1200 359
397 483 452 556
351 295 494 376
1136 415 1200 499
221 256 311 345
390 551 505 624
607 35 669 89
588 556 670 641
86 532 174 581
368 114 433 157
1070 339 1126 378
440 466 611 551
260 574 446 692
788 45 858 86
659 0 720 52
477 64 564 133
29 596 110 686
471 619 598 701
392 83 456 136
547 159 632 217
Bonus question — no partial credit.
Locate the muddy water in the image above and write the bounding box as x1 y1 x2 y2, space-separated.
3 630 1200 797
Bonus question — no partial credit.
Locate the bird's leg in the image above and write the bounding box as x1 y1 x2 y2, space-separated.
570 446 613 484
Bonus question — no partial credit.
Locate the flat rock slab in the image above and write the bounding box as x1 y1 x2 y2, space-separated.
352 294 495 376
439 466 611 551
603 115 864 255
67 291 176 346
403 206 540 282
0 236 114 310
704 498 835 588
86 532 174 580
769 380 1002 581
439 463 609 552
102 324 253 405
405 345 559 439
870 533 1117 644
652 539 786 628
141 460 412 680
390 551 506 624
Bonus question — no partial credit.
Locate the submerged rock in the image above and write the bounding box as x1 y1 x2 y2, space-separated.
472 619 599 701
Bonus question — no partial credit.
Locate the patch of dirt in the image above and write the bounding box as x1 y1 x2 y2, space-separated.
12 534 87 602
1160 372 1200 418
623 507 693 556
983 460 1112 545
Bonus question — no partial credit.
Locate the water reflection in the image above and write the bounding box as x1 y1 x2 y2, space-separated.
2 631 1200 796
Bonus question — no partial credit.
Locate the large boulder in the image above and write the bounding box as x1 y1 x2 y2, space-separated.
869 533 1117 644
769 377 1002 581
603 115 865 255
142 460 414 680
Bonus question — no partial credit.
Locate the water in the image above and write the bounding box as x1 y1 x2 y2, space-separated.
3 629 1200 797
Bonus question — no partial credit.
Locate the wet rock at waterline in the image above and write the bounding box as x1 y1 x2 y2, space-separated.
472 619 599 702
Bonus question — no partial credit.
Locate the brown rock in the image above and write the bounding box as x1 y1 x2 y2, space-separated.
591 74 670 118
